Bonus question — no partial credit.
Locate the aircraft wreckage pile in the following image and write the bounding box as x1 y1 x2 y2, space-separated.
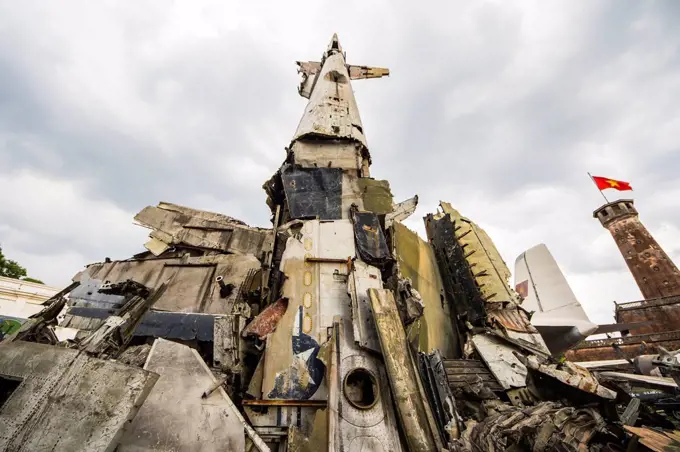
2 35 680 452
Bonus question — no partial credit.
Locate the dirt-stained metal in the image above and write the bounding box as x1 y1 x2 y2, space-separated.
525 355 617 399
487 307 538 334
368 288 439 451
453 401 608 451
624 426 680 452
392 221 458 358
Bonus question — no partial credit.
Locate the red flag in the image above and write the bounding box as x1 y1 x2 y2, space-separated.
591 176 632 191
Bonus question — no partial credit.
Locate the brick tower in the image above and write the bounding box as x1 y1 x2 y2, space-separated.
594 199 680 299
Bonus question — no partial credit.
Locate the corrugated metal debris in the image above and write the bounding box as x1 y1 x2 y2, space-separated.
3 34 680 452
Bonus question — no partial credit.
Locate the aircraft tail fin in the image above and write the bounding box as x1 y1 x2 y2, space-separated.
514 243 591 322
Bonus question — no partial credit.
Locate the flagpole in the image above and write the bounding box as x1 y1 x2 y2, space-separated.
588 172 610 203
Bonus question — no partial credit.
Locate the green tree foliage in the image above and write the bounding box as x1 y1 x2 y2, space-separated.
0 246 44 284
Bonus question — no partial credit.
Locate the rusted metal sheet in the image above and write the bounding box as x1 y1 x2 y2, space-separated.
424 210 487 327
242 297 288 339
525 355 617 399
566 329 680 362
368 288 438 451
615 295 680 335
281 165 343 220
487 307 538 334
418 351 461 443
351 210 390 267
624 426 680 451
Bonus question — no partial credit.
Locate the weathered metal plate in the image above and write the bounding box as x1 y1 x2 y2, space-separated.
471 334 527 390
0 341 158 452
348 261 382 353
368 288 438 451
352 211 390 267
281 165 343 220
118 338 268 452
441 359 503 392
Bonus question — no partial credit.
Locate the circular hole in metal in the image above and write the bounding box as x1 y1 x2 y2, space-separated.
343 368 379 410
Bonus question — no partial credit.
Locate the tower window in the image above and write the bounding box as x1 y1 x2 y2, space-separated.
654 266 660 272
636 240 642 245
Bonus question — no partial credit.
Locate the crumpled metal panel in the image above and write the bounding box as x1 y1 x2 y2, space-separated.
424 211 487 327
419 351 462 443
525 355 617 399
0 341 158 452
242 298 288 340
440 359 503 392
134 203 271 257
281 164 343 220
487 307 538 334
471 334 527 390
351 210 390 267
624 425 680 451
260 220 355 405
454 401 607 451
76 254 261 315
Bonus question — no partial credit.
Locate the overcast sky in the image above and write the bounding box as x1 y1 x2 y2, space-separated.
1 1 679 323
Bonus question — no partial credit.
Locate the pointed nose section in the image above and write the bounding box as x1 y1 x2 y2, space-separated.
327 33 343 54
